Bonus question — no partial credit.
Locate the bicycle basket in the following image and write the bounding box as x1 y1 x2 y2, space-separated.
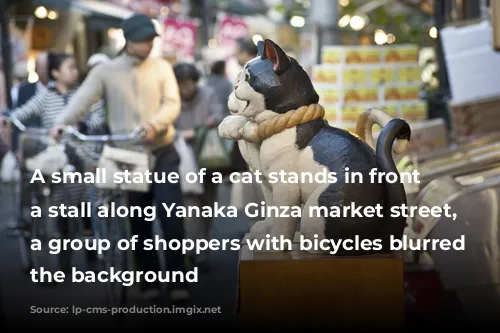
19 133 51 169
97 144 155 193
20 133 71 176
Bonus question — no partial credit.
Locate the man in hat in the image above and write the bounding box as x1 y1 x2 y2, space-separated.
50 14 188 302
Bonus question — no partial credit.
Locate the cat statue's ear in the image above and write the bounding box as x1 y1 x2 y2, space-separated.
261 39 291 75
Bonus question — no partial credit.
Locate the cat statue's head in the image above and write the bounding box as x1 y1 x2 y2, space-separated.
228 39 319 119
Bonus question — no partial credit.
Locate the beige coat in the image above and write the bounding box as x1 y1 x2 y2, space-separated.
55 52 181 151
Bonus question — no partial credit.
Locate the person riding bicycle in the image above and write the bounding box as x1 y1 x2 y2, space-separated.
1 53 105 254
49 14 189 302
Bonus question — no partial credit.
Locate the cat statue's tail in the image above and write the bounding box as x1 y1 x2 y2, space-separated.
375 118 412 245
356 108 409 154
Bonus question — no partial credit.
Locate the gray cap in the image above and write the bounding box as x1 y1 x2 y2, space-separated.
121 14 159 42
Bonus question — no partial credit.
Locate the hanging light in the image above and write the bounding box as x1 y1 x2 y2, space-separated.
374 29 388 45
290 16 305 28
387 34 396 44
28 72 39 84
47 10 59 20
34 6 48 19
252 34 264 45
350 16 365 31
338 15 351 28
429 27 438 38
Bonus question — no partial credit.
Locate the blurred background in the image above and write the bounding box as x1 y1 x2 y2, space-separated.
1 0 500 329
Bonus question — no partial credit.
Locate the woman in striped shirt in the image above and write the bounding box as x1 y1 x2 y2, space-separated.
7 52 105 245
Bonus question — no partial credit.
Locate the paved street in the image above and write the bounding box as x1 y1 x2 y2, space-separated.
0 180 249 328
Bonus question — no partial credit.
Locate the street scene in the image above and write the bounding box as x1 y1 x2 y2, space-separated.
0 181 245 327
1 0 500 329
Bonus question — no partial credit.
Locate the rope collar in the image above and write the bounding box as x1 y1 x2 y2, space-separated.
254 104 326 141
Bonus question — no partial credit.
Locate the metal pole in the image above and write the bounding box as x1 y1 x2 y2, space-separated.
0 0 13 109
309 0 340 49
201 0 210 45
435 0 450 97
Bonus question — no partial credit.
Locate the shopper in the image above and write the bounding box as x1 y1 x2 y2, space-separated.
9 52 49 228
234 37 258 67
174 62 224 269
81 53 111 264
2 52 105 272
12 52 48 154
80 53 110 241
11 61 29 108
204 60 233 118
50 14 189 302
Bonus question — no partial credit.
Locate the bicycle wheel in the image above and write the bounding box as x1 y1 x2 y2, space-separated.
91 190 108 268
15 173 32 274
30 185 69 285
17 224 33 275
102 191 132 312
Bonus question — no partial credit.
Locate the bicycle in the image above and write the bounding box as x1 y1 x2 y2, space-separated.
64 125 147 313
5 117 77 283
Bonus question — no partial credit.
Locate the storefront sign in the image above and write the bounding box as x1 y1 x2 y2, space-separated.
216 13 248 49
162 18 198 61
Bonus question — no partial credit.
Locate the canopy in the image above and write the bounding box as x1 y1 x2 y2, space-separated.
71 0 135 20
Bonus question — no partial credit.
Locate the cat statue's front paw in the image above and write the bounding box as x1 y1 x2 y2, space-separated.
218 115 248 140
241 121 261 143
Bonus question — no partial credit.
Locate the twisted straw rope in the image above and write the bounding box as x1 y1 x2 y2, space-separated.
254 103 363 141
256 104 326 140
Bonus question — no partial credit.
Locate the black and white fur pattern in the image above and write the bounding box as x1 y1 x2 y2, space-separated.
219 39 411 255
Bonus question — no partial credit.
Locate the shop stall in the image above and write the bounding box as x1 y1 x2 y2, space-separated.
398 1 500 323
299 1 500 322
412 162 500 320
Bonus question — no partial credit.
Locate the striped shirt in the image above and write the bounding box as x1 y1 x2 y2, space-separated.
10 83 104 131
10 83 105 209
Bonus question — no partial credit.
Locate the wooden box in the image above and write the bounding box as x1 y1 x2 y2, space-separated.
238 233 405 328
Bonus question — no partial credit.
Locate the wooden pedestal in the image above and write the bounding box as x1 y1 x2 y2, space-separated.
238 233 405 328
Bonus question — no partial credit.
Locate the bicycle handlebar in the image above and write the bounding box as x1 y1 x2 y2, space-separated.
4 117 50 135
3 117 145 143
65 126 145 143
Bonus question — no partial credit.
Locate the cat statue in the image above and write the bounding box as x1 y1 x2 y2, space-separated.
219 39 411 255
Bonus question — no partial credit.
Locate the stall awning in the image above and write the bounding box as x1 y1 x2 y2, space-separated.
70 0 136 30
33 0 72 10
71 0 135 20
